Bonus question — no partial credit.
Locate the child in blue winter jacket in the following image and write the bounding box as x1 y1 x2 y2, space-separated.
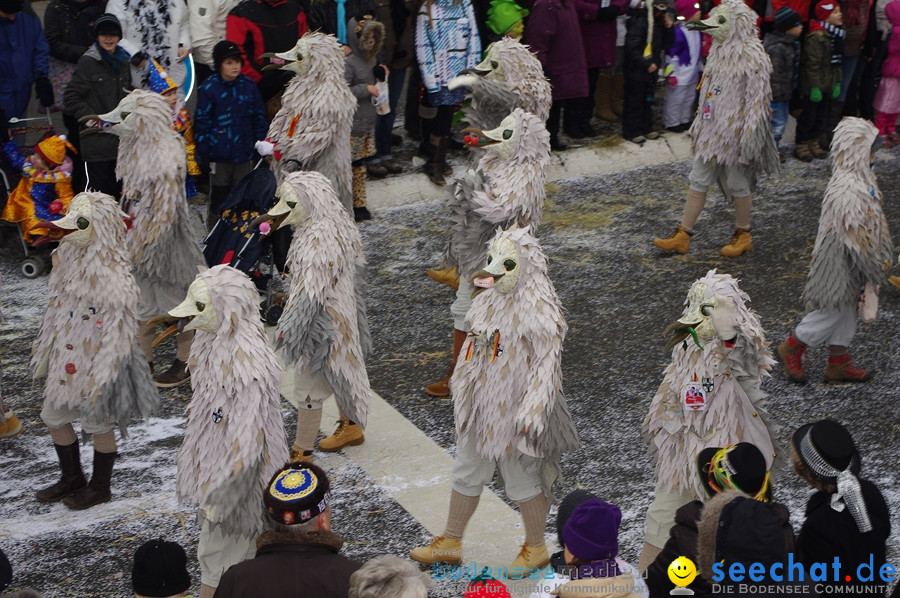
194 40 268 229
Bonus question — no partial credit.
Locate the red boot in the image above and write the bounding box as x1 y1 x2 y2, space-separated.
777 335 807 383
825 354 871 383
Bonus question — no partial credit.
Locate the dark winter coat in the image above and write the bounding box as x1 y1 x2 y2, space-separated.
213 529 362 598
345 18 385 135
43 0 107 64
372 0 416 69
194 73 268 163
63 43 133 162
764 30 799 102
307 0 378 42
624 4 674 84
799 29 842 95
796 480 891 595
226 0 308 84
0 10 50 119
573 0 629 69
646 499 795 598
522 0 589 100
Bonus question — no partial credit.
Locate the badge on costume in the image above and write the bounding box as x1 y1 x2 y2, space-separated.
681 380 707 412
702 99 713 120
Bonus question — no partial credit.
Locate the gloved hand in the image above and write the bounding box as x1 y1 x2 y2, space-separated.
831 82 841 99
707 296 738 341
810 87 823 103
255 139 275 157
35 77 54 107
596 5 620 20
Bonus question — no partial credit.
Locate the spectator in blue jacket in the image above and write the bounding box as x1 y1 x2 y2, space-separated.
194 40 268 229
0 0 53 120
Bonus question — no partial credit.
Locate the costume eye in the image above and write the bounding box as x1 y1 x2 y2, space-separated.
502 129 513 140
503 259 516 272
286 201 297 209
491 60 499 69
196 302 205 312
77 217 89 230
487 255 493 264
701 303 713 316
718 15 726 23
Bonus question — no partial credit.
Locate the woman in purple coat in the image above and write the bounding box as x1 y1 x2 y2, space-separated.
567 0 629 137
523 0 589 150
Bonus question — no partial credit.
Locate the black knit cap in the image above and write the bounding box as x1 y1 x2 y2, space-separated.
0 0 24 14
93 13 123 38
555 489 598 547
131 540 191 597
774 7 802 32
264 462 331 526
213 40 244 73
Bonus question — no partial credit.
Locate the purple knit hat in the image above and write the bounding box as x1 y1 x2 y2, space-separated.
562 498 621 560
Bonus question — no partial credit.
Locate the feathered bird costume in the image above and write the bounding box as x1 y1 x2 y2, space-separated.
97 90 206 321
641 270 777 553
778 118 893 384
449 37 552 131
259 172 370 451
454 226 579 473
690 0 779 174
264 33 357 217
168 265 289 591
448 109 550 281
32 192 159 431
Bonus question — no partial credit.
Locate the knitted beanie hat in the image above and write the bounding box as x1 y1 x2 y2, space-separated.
774 7 802 31
131 540 191 597
264 462 331 526
562 498 622 561
675 0 699 19
815 0 837 22
148 59 177 95
93 13 122 38
555 489 598 547
35 135 74 169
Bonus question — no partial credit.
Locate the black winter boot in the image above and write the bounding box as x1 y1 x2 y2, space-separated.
63 451 117 510
36 441 88 503
424 135 449 186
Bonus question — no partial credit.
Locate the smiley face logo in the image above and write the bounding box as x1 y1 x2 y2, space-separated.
667 556 698 588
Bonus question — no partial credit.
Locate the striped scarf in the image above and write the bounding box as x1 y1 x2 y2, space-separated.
819 21 845 65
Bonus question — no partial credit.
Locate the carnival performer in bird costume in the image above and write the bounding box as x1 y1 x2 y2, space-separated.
425 109 550 397
163 265 289 598
31 191 159 510
255 171 371 459
255 33 357 218
639 269 778 568
653 0 779 257
412 226 580 574
89 89 206 388
1 133 76 244
448 36 552 133
778 118 892 384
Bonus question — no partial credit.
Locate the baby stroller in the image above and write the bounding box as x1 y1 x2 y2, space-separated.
202 165 292 325
0 114 58 278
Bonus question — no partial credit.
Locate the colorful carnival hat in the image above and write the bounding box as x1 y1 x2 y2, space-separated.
35 134 76 169
264 462 330 526
148 58 177 95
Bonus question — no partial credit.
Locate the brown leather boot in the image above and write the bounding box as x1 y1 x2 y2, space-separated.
425 329 468 397
154 359 190 388
824 354 871 383
794 140 814 162
36 441 88 503
653 225 691 254
777 335 807 383
720 228 752 257
317 419 364 451
63 451 117 510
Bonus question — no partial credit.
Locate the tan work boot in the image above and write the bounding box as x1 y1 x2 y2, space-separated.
426 265 460 290
720 228 752 257
289 447 314 463
410 535 463 565
0 411 23 438
794 140 813 162
653 225 691 254
825 354 871 383
777 336 808 383
425 329 468 397
317 419 364 452
809 139 828 159
508 542 550 578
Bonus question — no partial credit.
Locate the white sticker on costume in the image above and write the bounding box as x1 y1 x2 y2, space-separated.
681 381 707 412
702 100 712 120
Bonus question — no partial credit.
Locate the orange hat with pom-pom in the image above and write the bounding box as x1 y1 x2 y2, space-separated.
35 135 76 169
